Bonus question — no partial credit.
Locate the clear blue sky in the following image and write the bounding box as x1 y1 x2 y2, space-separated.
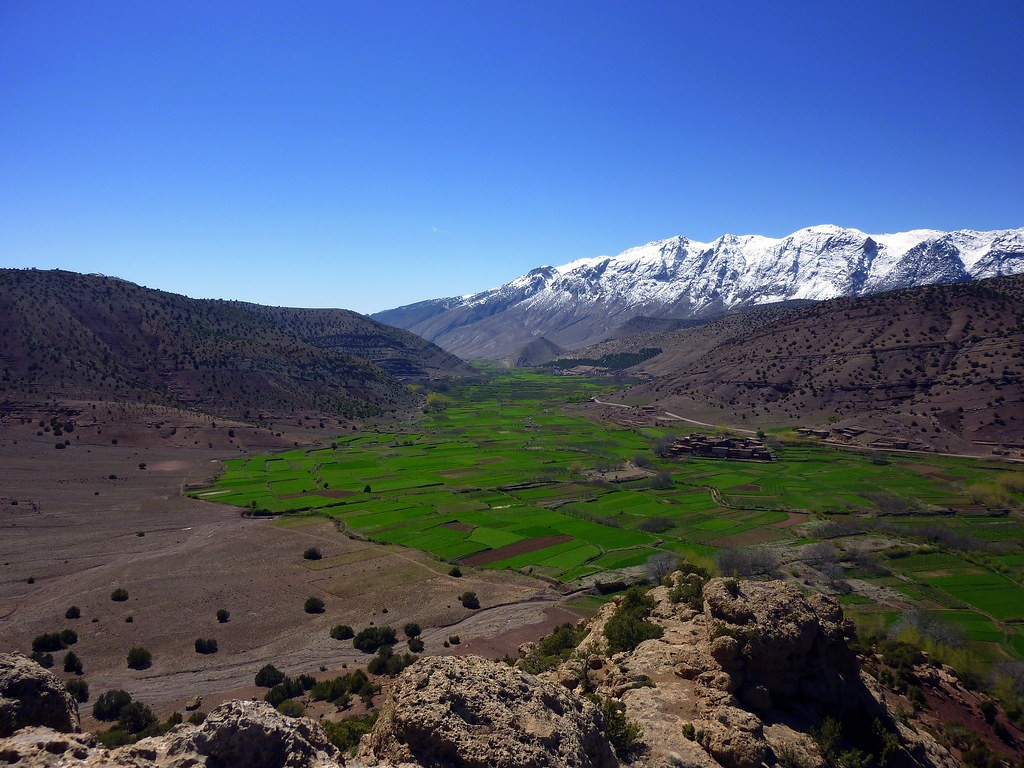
2 1 1022 314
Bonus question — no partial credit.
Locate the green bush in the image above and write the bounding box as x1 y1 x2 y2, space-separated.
408 637 425 653
110 588 129 602
194 638 218 654
448 566 462 577
277 699 305 717
264 674 316 707
459 591 480 609
310 669 376 705
126 647 152 670
303 547 322 561
65 678 89 703
330 624 355 640
59 629 78 646
322 713 378 755
448 635 461 645
119 702 156 734
255 664 285 687
30 652 53 668
304 596 325 614
353 626 397 653
403 622 421 638
187 710 206 725
32 632 65 653
367 646 417 676
520 622 586 674
216 609 230 623
594 695 643 756
65 606 81 620
93 689 133 721
604 586 663 654
63 650 83 674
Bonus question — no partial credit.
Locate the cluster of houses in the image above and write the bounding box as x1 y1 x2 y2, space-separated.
663 433 773 461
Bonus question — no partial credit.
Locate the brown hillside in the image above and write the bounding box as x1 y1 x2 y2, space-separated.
583 275 1024 454
0 269 469 421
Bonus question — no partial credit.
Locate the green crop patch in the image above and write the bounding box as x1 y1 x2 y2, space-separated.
196 366 1023 650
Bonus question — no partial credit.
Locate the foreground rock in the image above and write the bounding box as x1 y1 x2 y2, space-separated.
359 655 617 768
554 578 957 768
0 653 80 736
0 700 343 768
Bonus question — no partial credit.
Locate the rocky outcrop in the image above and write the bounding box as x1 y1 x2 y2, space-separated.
358 655 616 768
552 577 957 768
0 653 80 736
0 700 343 768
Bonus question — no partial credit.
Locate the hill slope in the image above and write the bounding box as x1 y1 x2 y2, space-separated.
374 225 1024 359
0 269 471 421
577 274 1024 453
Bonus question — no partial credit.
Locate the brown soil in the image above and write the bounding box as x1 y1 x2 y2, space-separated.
0 419 563 721
768 511 809 528
709 528 786 548
727 484 762 492
441 521 475 532
459 535 573 566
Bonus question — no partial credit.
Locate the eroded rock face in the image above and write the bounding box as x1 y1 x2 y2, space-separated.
166 700 341 768
0 653 80 737
702 579 861 707
0 701 344 768
359 655 616 768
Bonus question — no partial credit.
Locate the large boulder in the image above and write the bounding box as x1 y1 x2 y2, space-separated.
702 579 860 707
0 653 80 737
359 655 616 768
164 699 341 768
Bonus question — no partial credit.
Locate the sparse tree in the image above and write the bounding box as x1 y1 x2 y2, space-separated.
126 647 152 670
645 552 680 585
216 609 230 623
304 596 325 614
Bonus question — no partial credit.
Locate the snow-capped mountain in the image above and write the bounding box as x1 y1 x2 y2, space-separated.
373 225 1024 360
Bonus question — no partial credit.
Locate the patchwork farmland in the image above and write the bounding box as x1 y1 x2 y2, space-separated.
192 370 1024 661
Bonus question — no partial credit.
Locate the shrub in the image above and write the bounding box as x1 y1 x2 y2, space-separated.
216 609 230 623
459 591 480 609
187 710 206 725
594 695 643 756
310 669 376 705
118 701 157 734
448 566 462 577
65 606 81 620
322 713 378 755
303 547 322 561
63 650 83 674
645 551 680 584
59 629 78 646
448 635 461 645
304 597 325 614
93 689 133 721
403 622 421 638
264 675 316 707
519 622 587 674
30 652 54 668
110 588 129 602
353 626 397 653
604 586 663 654
408 637 425 653
330 624 355 640
194 638 218 654
65 678 89 703
277 699 305 717
367 646 417 676
126 647 152 670
32 632 65 653
255 664 285 688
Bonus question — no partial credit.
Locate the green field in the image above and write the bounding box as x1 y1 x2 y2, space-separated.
192 369 1024 659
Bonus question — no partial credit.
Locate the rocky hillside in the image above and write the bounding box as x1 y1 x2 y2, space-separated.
5 576 1012 767
0 269 471 421
573 275 1024 454
373 225 1024 360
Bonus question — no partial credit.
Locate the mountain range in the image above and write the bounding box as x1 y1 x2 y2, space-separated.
0 269 472 421
373 225 1024 360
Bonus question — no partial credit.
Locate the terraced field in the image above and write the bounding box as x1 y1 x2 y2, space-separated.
192 369 1024 660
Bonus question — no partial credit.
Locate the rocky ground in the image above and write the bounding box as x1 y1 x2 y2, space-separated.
6 576 1018 767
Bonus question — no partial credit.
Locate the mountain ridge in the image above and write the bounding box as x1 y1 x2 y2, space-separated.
373 225 1024 359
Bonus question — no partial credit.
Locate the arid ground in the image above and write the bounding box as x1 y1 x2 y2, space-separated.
0 406 576 726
